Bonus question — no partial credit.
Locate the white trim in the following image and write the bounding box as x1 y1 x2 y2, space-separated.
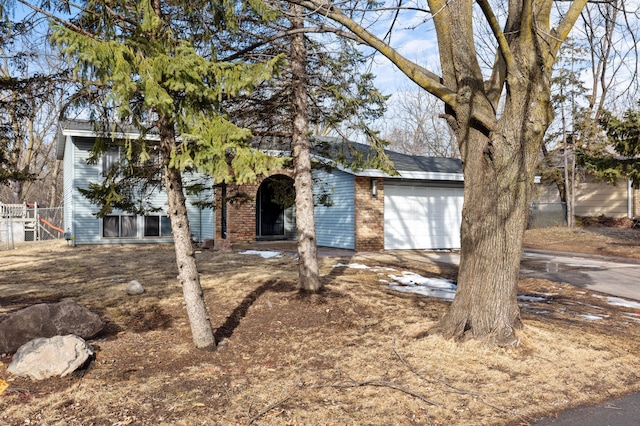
61 128 161 142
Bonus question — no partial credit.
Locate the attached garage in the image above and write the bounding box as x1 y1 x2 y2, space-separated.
384 182 464 250
311 140 465 252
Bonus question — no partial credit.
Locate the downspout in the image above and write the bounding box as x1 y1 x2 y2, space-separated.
628 179 633 218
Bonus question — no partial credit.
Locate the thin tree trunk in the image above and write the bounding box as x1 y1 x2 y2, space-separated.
49 160 61 208
291 4 321 292
159 120 216 350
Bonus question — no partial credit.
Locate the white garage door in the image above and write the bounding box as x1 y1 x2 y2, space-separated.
384 183 463 250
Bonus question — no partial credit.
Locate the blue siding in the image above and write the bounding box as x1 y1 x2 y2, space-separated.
313 169 355 249
67 137 213 245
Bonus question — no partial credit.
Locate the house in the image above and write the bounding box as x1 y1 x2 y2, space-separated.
534 174 638 219
216 138 464 251
56 121 214 245
58 121 464 250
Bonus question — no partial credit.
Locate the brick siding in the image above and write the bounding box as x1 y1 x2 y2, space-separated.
214 170 295 246
354 176 384 252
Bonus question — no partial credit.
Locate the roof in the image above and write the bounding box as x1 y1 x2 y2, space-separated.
311 136 463 181
56 120 160 160
56 120 463 181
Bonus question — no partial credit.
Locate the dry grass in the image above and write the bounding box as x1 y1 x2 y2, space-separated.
524 226 640 259
1 229 640 425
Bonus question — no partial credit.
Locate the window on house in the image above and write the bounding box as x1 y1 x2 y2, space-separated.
103 215 137 238
102 147 120 177
144 215 172 237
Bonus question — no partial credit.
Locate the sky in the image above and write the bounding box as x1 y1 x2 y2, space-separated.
363 0 640 120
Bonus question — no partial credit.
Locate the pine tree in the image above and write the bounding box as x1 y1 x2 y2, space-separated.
51 0 285 349
579 104 640 188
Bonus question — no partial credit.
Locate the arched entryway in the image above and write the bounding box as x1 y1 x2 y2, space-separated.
256 175 296 240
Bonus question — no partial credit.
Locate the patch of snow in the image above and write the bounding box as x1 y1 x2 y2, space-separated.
578 314 604 321
333 263 371 269
593 295 640 310
533 292 559 297
385 272 457 301
239 250 282 259
623 313 640 324
517 295 548 302
389 272 457 289
388 283 457 301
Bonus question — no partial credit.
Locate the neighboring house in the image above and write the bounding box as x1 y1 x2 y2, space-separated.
56 120 214 245
216 139 464 251
534 174 638 218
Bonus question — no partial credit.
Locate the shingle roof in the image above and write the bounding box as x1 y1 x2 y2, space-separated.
57 120 463 179
311 136 463 178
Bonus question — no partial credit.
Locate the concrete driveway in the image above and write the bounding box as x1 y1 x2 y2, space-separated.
407 248 640 301
520 249 640 301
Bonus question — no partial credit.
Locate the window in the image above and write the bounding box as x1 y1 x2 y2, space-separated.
102 148 120 177
103 215 137 238
144 215 172 237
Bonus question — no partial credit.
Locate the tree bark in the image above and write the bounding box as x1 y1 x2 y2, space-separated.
289 0 584 344
291 4 321 292
432 38 554 344
159 119 216 350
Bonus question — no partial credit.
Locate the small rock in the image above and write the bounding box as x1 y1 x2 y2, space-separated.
125 280 145 295
8 335 94 380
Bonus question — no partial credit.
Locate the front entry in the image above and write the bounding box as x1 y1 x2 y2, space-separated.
256 175 296 239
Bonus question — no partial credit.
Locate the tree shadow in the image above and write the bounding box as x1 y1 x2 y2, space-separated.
213 279 293 342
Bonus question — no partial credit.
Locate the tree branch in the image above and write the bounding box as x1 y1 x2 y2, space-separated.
221 26 360 62
476 0 516 77
553 0 590 55
15 0 93 37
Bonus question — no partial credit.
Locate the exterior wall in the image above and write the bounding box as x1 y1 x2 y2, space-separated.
354 176 384 251
214 170 295 246
313 168 355 249
634 187 639 217
215 181 260 245
575 176 629 217
67 136 213 244
533 175 631 218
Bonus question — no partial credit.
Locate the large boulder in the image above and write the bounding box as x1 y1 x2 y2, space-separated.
0 300 104 354
8 335 94 380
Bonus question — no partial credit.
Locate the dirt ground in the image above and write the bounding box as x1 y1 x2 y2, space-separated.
1 225 640 425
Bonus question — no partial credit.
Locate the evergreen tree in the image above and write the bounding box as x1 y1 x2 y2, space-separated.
214 4 391 292
579 104 640 188
51 0 285 349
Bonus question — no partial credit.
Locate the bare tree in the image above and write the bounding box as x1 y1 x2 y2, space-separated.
0 14 69 206
288 0 611 345
382 86 459 157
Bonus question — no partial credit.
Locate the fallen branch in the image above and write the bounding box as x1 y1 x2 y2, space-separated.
392 338 508 397
318 379 441 407
246 395 291 426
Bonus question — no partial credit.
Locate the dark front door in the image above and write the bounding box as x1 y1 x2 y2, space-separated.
257 178 285 237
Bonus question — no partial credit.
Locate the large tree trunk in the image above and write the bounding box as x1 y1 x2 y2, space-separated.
291 5 321 292
159 121 216 350
433 54 553 345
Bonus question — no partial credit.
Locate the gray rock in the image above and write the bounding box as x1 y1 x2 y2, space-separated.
0 300 104 354
8 335 94 380
125 280 145 295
